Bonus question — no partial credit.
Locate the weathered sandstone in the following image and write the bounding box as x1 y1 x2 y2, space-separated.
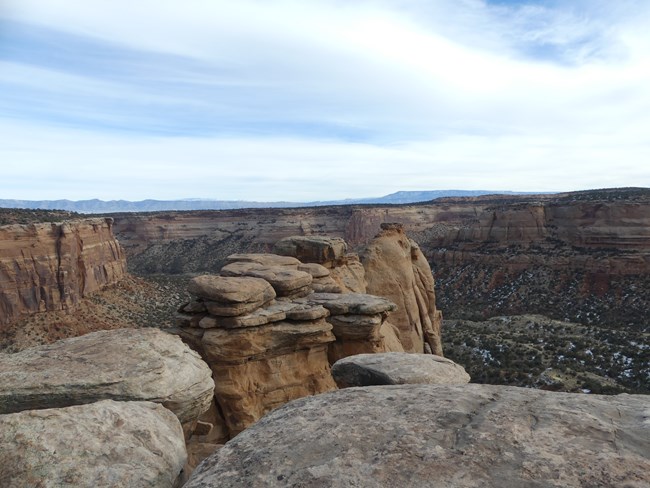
331 352 470 388
179 278 338 438
0 400 186 488
0 328 214 423
273 235 347 266
185 384 650 488
188 275 275 305
220 261 312 297
0 218 126 326
362 223 443 354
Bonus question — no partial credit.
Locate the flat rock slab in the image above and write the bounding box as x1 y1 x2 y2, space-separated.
197 302 327 329
273 236 347 264
220 262 312 294
226 253 301 267
185 384 650 488
0 328 214 423
296 293 397 316
332 352 470 387
188 275 275 304
298 263 330 278
0 400 186 488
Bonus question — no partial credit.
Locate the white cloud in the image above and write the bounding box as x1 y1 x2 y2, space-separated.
1 0 649 199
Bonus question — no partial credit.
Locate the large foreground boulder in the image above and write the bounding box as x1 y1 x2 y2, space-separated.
0 328 214 423
0 400 186 488
331 352 470 388
186 384 650 488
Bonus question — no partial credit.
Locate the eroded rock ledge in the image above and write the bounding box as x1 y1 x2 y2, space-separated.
186 384 650 488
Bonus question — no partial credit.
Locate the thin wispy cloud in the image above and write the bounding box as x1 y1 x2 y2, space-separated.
0 0 648 200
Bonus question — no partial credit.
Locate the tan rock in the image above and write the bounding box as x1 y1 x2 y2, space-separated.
298 262 330 278
201 302 290 329
312 275 343 293
185 384 650 488
0 400 186 488
188 275 275 304
220 262 312 296
273 236 347 265
204 295 274 317
0 328 214 423
201 319 335 364
361 223 443 354
226 253 301 267
328 253 367 292
211 346 336 436
296 292 396 316
331 352 470 388
327 313 384 340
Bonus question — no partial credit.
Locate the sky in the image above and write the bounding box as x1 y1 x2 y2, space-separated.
1 0 649 201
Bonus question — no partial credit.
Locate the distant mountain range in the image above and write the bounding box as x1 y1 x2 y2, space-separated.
0 190 543 213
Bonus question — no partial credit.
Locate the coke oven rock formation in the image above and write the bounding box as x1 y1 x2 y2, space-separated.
361 222 444 355
185 384 650 488
0 218 126 326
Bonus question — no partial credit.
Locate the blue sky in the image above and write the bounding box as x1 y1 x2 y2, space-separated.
1 0 649 201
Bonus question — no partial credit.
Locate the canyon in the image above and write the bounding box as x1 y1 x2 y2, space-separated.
112 188 650 328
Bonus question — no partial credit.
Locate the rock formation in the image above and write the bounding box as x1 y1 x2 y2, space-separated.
294 292 400 363
176 273 338 437
185 384 650 488
362 223 443 355
0 328 214 424
0 400 187 488
0 218 126 326
331 352 470 388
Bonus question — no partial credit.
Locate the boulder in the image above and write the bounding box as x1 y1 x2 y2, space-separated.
0 400 186 488
185 384 650 488
0 328 214 423
188 275 275 304
331 352 470 388
273 236 347 265
220 262 312 296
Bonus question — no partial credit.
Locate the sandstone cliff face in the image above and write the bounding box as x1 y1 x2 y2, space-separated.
0 218 126 326
113 189 650 327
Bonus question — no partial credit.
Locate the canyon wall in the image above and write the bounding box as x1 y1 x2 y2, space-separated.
0 218 126 326
112 188 650 327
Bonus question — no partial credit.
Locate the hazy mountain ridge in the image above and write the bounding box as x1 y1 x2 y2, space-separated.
0 190 538 213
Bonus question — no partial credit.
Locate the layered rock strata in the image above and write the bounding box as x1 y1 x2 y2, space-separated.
0 218 126 326
177 274 337 437
294 292 400 363
0 400 187 488
331 352 470 388
185 384 650 488
0 328 214 424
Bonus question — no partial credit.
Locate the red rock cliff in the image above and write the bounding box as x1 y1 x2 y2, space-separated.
0 218 126 326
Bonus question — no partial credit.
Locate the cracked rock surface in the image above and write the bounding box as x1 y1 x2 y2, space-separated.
185 384 650 488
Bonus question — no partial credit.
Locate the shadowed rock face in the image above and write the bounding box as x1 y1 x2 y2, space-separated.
0 218 126 326
185 384 650 488
0 400 187 488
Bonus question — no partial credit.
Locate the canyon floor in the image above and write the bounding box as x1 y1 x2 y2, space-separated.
3 272 646 395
